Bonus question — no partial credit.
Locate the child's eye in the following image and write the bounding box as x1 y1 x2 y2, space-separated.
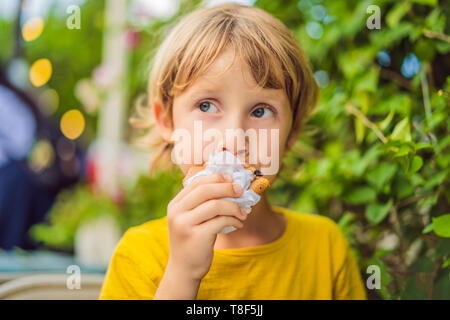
198 101 218 113
252 106 274 118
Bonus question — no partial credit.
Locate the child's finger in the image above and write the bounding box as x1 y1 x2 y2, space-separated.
172 173 231 205
178 182 243 211
196 215 244 234
185 199 247 226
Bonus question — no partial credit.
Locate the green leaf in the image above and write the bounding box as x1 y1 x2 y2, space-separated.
366 199 393 225
425 8 445 33
354 67 379 93
409 156 423 174
345 186 377 205
390 118 412 141
396 155 411 173
355 117 366 144
378 109 395 130
422 223 433 234
414 142 433 151
423 170 447 190
410 0 437 7
436 41 450 54
366 162 398 191
419 192 439 208
386 2 411 28
414 39 436 62
442 258 450 268
394 145 413 157
432 214 450 238
369 23 414 50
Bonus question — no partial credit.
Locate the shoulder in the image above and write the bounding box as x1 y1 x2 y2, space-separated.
277 206 354 275
275 206 350 258
121 216 168 244
274 207 366 299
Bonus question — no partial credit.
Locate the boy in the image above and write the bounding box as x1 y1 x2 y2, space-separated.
100 3 367 300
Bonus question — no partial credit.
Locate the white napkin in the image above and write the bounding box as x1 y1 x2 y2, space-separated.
182 150 261 234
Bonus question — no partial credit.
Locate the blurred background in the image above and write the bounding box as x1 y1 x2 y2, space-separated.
0 0 448 299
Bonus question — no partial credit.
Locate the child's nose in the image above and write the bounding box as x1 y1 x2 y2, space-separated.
218 146 246 155
218 146 249 165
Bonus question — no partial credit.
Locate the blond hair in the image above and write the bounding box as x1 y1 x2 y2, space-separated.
130 3 320 176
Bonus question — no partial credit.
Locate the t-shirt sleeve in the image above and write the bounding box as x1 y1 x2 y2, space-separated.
330 223 367 300
99 251 158 300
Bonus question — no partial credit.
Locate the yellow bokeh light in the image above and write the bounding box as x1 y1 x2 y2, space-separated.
60 109 85 140
22 17 44 42
30 58 52 87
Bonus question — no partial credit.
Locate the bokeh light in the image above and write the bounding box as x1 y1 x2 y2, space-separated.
60 109 85 140
314 70 329 88
377 50 391 67
28 139 54 172
306 21 323 39
22 16 44 41
29 58 52 87
310 5 326 21
39 88 59 115
6 58 30 89
56 137 76 161
401 53 421 79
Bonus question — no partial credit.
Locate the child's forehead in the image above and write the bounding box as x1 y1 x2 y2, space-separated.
187 78 284 101
174 46 289 109
187 55 281 97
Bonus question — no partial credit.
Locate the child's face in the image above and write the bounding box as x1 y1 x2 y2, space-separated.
157 47 296 183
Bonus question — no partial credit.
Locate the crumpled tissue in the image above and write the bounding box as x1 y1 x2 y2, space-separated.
182 150 261 234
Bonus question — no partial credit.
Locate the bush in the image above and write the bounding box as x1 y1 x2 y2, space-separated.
260 0 449 299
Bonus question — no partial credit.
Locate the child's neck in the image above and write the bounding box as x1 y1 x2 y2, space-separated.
214 194 286 250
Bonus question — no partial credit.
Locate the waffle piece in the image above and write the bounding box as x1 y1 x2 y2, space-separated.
249 176 270 195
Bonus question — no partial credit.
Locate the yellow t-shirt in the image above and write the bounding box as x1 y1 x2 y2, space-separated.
99 206 367 300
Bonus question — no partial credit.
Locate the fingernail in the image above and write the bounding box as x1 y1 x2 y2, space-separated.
244 207 252 214
233 183 243 195
240 208 248 218
223 174 232 182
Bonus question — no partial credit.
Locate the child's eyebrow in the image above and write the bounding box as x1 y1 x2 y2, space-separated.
190 86 281 98
188 86 285 106
190 88 218 96
188 88 222 101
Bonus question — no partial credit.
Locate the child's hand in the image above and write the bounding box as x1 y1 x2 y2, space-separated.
165 173 247 282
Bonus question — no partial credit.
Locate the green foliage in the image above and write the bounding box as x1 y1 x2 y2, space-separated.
259 0 450 299
430 214 450 237
30 169 183 253
29 184 120 252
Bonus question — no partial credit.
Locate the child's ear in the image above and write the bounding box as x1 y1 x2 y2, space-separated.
153 100 173 142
